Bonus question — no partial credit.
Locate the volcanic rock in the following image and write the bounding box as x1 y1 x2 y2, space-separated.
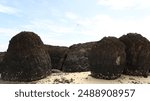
119 33 150 77
88 37 126 80
45 45 68 70
1 31 52 81
62 42 96 72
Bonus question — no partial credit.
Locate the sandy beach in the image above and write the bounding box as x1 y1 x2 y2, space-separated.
0 72 150 84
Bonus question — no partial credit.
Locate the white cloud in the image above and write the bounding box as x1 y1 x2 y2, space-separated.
71 14 150 40
50 8 61 17
97 0 150 10
65 12 79 20
23 19 75 34
21 19 79 46
0 4 18 14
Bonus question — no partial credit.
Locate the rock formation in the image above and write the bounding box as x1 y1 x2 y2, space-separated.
45 45 68 70
88 37 126 80
1 31 52 81
62 42 96 72
119 33 150 77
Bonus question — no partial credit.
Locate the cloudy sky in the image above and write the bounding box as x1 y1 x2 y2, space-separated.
1 0 150 51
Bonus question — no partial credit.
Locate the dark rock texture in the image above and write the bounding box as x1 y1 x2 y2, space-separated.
0 52 5 62
62 42 96 72
1 31 52 81
45 45 68 70
0 52 5 73
119 33 150 77
88 37 126 80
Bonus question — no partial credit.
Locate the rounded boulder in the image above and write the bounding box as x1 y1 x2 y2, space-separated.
1 31 52 81
88 37 126 80
119 33 150 77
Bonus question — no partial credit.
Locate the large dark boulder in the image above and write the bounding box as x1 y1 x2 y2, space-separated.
88 37 126 80
62 42 96 72
1 31 52 81
119 33 150 77
45 45 68 70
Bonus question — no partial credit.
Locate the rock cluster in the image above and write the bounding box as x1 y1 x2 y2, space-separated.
0 31 150 82
1 31 52 81
88 37 126 80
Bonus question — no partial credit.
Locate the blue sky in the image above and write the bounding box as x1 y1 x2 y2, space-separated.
1 0 150 51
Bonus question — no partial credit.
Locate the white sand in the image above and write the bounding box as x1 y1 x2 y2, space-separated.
0 72 150 84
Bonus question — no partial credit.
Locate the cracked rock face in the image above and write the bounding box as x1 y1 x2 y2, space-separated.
62 42 96 72
1 31 52 81
120 33 150 77
88 37 126 80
